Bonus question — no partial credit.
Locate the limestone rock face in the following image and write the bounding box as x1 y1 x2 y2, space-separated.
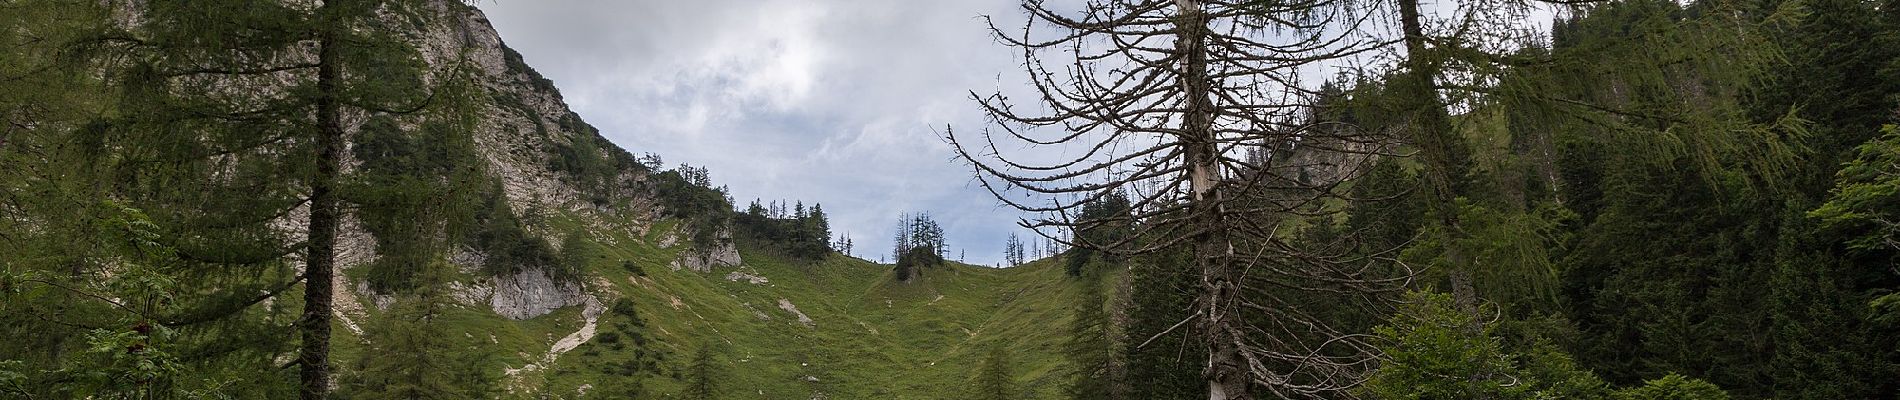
488 267 589 320
670 228 742 272
344 4 661 322
442 248 590 321
1249 126 1392 188
93 1 753 392
1280 138 1386 186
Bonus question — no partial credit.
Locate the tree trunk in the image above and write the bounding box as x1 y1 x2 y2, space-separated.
299 7 343 399
1174 0 1250 398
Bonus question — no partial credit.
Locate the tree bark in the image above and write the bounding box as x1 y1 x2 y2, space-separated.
1174 0 1250 398
299 5 343 398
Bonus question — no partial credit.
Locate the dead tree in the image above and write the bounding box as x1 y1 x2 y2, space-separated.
952 0 1415 398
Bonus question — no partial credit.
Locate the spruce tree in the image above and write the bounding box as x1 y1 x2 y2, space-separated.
975 345 1016 400
684 343 724 400
1064 273 1118 399
1122 249 1203 400
35 1 474 397
1004 233 1024 266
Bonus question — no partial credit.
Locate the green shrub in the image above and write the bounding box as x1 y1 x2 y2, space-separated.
1614 374 1728 400
1361 291 1614 400
894 245 942 282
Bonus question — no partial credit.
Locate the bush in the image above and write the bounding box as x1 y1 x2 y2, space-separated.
1361 292 1521 400
1361 291 1614 400
611 298 639 318
1614 374 1729 400
469 185 569 281
894 245 942 282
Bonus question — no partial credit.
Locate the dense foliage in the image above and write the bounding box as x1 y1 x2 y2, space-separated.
1063 272 1119 399
0 0 482 397
339 292 498 400
735 199 834 260
974 345 1018 400
651 164 735 249
0 1 670 397
7 0 1900 398
1064 192 1134 277
890 213 947 281
546 127 634 206
1105 1 1900 399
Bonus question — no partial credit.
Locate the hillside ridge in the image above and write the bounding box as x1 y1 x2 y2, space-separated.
318 3 1095 398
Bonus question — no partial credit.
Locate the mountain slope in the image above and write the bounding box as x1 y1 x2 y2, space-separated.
528 235 1098 399
316 3 1101 399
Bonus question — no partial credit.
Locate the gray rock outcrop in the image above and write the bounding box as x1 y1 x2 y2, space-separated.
487 267 589 320
670 228 742 272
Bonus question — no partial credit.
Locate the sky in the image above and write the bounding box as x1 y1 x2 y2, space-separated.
477 0 1037 266
473 0 1560 267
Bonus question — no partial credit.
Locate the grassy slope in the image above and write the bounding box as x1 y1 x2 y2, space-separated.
439 214 1099 399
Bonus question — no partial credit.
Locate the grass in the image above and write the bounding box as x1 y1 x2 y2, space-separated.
409 210 1104 399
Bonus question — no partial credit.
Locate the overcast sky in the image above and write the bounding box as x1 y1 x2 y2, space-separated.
477 0 1039 265
472 1 1558 267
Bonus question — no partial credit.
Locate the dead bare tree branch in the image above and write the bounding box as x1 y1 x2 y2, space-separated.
953 0 1417 398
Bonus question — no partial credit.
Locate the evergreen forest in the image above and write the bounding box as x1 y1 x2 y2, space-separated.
2 0 1898 399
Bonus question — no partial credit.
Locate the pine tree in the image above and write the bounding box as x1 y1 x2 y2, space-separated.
975 345 1016 400
805 203 831 257
890 212 947 280
684 343 724 400
910 213 946 258
746 199 767 217
1067 193 1132 277
1122 249 1203 400
1004 233 1025 266
1065 274 1119 399
894 213 913 261
0 1 474 398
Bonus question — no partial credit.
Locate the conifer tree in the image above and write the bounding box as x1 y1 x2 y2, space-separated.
1005 233 1025 266
1383 0 1799 327
1065 273 1120 399
342 280 496 399
684 343 724 400
894 212 913 261
0 5 148 396
1122 249 1204 400
955 1 1406 397
975 345 1016 400
46 1 476 397
805 203 831 257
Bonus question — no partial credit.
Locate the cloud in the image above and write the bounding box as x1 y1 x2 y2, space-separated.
475 0 1565 267
479 0 1032 265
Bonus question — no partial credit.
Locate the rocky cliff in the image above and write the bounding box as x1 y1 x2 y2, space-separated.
325 2 690 322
